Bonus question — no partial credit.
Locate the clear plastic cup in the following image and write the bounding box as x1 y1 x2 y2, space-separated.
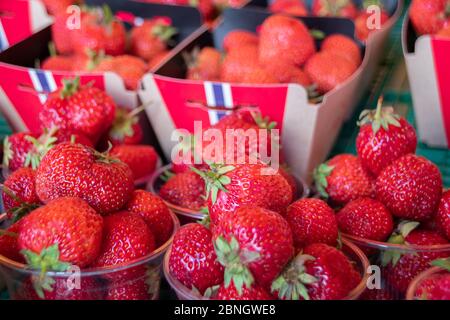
0 210 180 300
148 164 311 225
163 238 369 300
406 265 449 300
342 233 450 300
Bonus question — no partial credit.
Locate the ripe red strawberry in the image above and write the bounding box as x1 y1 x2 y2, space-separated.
198 163 292 225
413 258 450 300
259 14 316 67
217 281 272 300
314 154 374 206
41 55 73 72
279 166 298 200
272 243 361 300
356 98 417 176
220 45 259 83
43 0 77 15
125 190 174 246
222 30 259 53
39 77 116 144
52 10 77 55
106 278 154 300
305 51 358 94
410 0 450 35
239 66 279 84
337 198 394 242
265 62 312 86
321 34 362 66
110 144 159 180
436 190 450 240
190 0 216 21
286 198 338 248
213 206 294 290
2 167 40 221
170 133 208 174
54 129 94 148
312 0 357 18
35 142 134 214
160 170 206 211
130 18 176 62
103 106 143 146
0 221 24 263
375 154 442 221
19 197 103 268
355 10 389 41
382 222 448 293
169 223 224 294
186 47 222 81
269 0 309 16
3 132 38 172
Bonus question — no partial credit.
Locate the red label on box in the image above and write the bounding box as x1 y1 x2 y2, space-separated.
0 1 32 51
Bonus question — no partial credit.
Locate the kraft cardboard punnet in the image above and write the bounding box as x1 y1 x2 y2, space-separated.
402 14 450 149
139 9 371 184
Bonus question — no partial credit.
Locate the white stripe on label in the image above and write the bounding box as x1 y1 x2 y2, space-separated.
0 20 10 51
28 69 46 104
222 83 233 108
204 81 219 125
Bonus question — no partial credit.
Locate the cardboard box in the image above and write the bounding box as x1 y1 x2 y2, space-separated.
0 2 202 134
402 14 450 148
139 8 370 184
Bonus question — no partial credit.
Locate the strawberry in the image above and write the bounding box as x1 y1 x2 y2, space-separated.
2 167 40 222
279 166 298 200
436 190 450 240
125 190 174 246
0 221 24 263
197 163 292 225
130 18 176 62
337 198 394 242
43 0 77 15
355 10 389 41
314 154 374 206
171 133 208 174
304 51 357 94
286 198 338 248
35 142 134 214
52 10 77 55
106 278 154 300
222 30 259 53
39 77 115 144
321 34 362 66
3 132 38 172
41 55 73 72
186 47 222 81
356 97 417 176
19 197 103 269
360 287 395 300
265 62 312 86
213 206 294 290
413 258 450 300
159 170 206 211
94 55 148 90
220 45 259 83
53 129 94 148
110 144 159 180
382 222 448 293
216 281 272 300
190 0 216 21
169 223 224 294
375 154 442 221
272 243 361 300
311 0 357 18
410 0 450 35
259 14 316 67
269 0 309 16
104 106 143 146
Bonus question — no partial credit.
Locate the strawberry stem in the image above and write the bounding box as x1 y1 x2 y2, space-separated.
60 77 81 99
374 96 384 122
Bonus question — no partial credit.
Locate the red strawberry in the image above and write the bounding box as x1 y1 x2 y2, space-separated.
159 170 206 211
304 51 357 94
43 0 77 15
103 106 143 146
337 198 394 242
356 98 417 176
186 47 222 81
169 223 224 294
130 18 176 62
436 190 450 240
314 154 374 206
382 222 448 293
220 45 259 83
106 278 154 300
3 132 38 172
213 206 294 290
264 62 312 86
259 14 316 67
2 167 40 221
110 144 158 180
286 198 338 248
272 243 361 300
222 30 259 53
19 197 103 268
279 166 298 200
190 0 216 21
269 0 309 16
41 55 73 72
311 0 357 18
52 10 77 55
217 281 272 300
35 142 134 214
321 34 362 66
53 129 94 148
0 221 24 263
39 77 116 144
355 10 389 41
410 0 450 35
125 190 174 246
375 154 442 221
413 258 450 300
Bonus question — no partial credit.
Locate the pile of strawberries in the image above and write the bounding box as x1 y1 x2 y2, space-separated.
186 14 362 96
410 257 450 300
268 0 390 41
42 4 177 89
0 77 174 300
314 97 450 299
410 0 450 38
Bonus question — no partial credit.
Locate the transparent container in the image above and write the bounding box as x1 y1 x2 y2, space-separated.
149 164 311 225
0 211 180 300
406 266 449 300
163 238 369 300
343 234 450 300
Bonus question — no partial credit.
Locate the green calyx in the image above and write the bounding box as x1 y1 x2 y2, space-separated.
0 229 18 238
431 258 450 272
84 49 106 71
101 4 114 26
313 163 334 199
357 96 401 134
145 265 161 298
271 254 317 300
198 207 211 229
151 23 178 42
3 137 12 167
2 185 40 222
161 170 175 182
109 106 144 142
252 112 277 130
214 236 259 296
309 29 326 40
381 220 420 267
60 76 81 99
97 143 121 164
24 127 58 170
362 0 383 10
48 42 57 57
191 163 234 204
319 0 351 16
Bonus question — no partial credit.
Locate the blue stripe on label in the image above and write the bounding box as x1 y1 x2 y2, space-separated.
36 70 51 93
212 83 227 120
